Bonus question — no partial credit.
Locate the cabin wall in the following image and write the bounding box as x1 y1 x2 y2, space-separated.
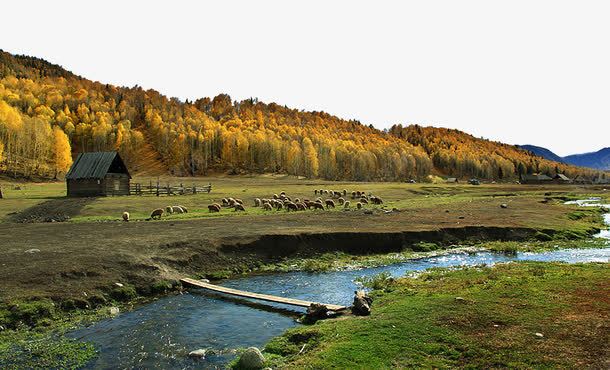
102 173 130 196
67 179 104 197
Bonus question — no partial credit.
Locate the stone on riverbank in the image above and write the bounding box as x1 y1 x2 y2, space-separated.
352 290 373 316
238 347 265 369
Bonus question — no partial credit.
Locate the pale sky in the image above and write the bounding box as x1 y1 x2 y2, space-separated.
2 0 609 156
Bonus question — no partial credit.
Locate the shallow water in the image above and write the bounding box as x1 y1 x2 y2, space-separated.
70 206 610 369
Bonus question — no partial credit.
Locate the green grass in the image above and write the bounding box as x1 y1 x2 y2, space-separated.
263 262 610 369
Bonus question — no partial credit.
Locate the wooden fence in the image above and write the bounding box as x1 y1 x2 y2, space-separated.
130 181 212 196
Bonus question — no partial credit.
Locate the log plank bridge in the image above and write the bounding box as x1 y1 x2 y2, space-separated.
181 278 347 311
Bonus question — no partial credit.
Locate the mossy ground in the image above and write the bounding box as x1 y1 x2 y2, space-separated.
263 262 610 369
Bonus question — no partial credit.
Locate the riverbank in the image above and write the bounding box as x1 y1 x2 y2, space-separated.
262 261 610 368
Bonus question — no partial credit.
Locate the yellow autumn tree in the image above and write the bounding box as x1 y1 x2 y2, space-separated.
52 126 72 178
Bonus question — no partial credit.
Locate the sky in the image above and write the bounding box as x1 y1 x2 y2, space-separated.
2 0 609 156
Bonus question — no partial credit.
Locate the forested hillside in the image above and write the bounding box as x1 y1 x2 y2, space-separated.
0 50 600 181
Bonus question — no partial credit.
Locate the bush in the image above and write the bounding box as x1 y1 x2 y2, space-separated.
109 285 137 301
355 271 394 291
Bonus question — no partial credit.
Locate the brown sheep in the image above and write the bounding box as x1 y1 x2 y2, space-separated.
296 202 306 211
356 202 363 209
312 202 325 210
234 204 246 212
276 202 284 210
122 211 130 222
338 197 345 205
285 202 298 211
360 198 369 204
254 198 261 207
371 196 383 205
344 201 351 208
150 208 164 220
263 203 273 211
208 204 221 212
325 199 335 209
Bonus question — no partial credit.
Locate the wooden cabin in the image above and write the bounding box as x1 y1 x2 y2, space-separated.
66 152 131 197
520 174 553 184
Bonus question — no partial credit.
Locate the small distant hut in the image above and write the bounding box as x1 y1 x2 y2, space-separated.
520 174 553 184
553 174 571 184
66 152 131 197
446 177 459 184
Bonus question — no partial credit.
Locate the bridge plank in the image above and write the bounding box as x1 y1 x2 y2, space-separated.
181 278 346 311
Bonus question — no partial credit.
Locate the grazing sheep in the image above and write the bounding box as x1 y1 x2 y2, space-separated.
316 197 323 203
325 199 336 209
351 191 356 199
314 189 318 195
234 199 243 205
234 204 246 212
228 197 236 206
360 198 369 204
312 202 325 210
273 193 279 199
221 198 229 206
150 208 164 220
263 203 273 211
208 204 221 212
294 198 300 203
276 202 284 210
371 196 383 205
356 202 363 209
338 197 345 205
343 189 347 196
165 206 174 214
356 191 361 197
285 202 298 211
122 212 130 222
172 206 184 214
296 202 306 211
344 201 351 209
323 190 329 194
254 198 261 207
179 205 188 213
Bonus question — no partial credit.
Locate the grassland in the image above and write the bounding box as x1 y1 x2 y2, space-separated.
262 262 610 369
0 175 608 368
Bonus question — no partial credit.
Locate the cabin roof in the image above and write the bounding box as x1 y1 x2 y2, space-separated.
66 152 131 180
554 174 570 181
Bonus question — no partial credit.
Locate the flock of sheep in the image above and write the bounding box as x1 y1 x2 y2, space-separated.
123 188 384 221
208 189 383 214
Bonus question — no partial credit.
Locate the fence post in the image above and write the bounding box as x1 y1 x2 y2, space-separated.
156 179 160 197
193 184 196 194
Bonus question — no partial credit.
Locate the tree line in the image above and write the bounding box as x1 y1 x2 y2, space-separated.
0 50 601 181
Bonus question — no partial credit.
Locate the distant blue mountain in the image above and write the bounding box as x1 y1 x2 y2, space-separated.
564 148 610 170
519 145 610 170
519 145 565 164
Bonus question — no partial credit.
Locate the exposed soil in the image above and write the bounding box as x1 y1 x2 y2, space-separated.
8 197 97 223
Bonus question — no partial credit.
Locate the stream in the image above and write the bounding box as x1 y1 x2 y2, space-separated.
69 200 610 369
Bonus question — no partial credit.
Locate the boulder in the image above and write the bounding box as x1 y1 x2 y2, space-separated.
188 349 206 359
109 307 120 316
238 347 265 369
352 290 372 316
305 303 329 323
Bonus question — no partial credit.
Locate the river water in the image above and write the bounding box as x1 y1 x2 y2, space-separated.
70 202 610 369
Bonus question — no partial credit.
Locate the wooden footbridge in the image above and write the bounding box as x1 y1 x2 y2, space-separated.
181 278 347 311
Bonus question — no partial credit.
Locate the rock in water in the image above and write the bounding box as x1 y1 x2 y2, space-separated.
352 290 373 316
109 307 120 316
188 349 206 359
238 347 265 369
